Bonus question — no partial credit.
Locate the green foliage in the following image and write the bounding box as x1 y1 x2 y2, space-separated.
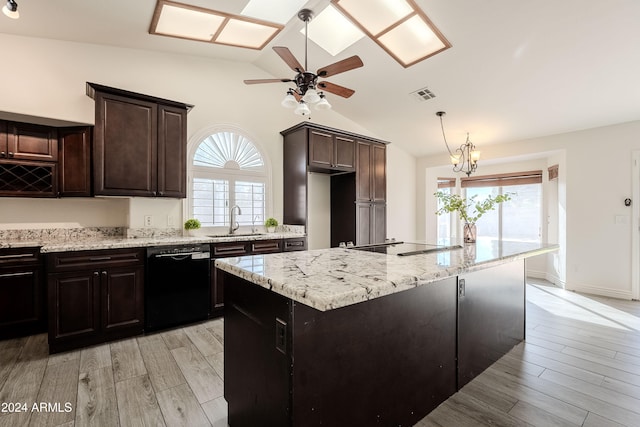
264 217 278 228
435 191 513 224
183 218 201 230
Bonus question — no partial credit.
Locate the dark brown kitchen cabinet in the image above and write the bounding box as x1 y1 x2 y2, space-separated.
356 202 386 246
87 82 191 198
209 237 307 318
308 130 355 172
1 121 58 162
0 247 45 340
356 141 386 202
58 127 92 197
47 248 145 353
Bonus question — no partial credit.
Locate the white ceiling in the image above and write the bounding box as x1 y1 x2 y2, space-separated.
1 0 639 157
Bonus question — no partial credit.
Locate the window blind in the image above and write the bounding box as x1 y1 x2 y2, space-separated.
461 170 542 188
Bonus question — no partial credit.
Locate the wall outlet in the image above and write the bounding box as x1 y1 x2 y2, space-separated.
144 215 153 227
167 215 175 227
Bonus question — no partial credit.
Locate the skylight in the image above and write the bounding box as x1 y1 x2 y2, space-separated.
331 0 451 67
301 5 365 57
149 0 283 50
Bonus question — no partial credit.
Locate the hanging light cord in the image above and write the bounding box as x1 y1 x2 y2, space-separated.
438 113 455 157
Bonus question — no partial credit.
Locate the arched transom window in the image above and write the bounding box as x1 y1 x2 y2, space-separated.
191 131 268 228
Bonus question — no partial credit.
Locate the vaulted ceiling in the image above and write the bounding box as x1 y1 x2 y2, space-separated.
1 0 638 157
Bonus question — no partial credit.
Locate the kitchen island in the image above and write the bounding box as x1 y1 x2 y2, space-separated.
215 240 557 427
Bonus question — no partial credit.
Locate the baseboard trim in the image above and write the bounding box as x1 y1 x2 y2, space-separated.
526 270 565 288
565 283 634 300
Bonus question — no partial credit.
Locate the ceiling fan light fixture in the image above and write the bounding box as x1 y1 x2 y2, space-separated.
294 101 311 116
302 88 321 104
281 90 298 108
315 93 332 110
2 0 19 19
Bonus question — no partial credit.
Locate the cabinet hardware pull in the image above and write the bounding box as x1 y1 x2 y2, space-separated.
0 272 32 278
8 152 14 157
94 271 99 277
89 256 112 261
0 253 34 260
159 191 164 196
0 151 5 157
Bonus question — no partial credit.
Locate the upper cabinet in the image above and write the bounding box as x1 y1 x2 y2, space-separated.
308 130 355 172
1 121 58 162
58 127 92 197
356 141 386 202
87 82 192 198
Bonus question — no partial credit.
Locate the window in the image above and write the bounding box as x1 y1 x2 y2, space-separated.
461 171 542 243
436 177 456 242
190 130 269 228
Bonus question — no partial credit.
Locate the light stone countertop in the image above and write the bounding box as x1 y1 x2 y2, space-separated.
215 240 558 312
0 232 306 253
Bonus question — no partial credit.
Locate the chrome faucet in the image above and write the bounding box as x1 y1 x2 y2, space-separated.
229 205 241 234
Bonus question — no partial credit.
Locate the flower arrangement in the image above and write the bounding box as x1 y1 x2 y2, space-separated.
435 191 513 242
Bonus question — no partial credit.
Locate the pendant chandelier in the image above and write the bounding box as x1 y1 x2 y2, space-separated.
2 0 19 19
436 111 480 176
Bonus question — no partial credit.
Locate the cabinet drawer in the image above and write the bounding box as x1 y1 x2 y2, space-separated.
283 238 307 252
212 242 248 257
250 240 281 254
0 247 40 266
47 248 145 272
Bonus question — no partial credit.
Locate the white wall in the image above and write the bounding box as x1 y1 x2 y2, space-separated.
418 120 640 300
0 33 417 240
386 144 417 242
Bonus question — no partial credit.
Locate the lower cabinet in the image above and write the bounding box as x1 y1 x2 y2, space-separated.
47 248 144 353
356 202 386 246
0 247 45 339
210 237 307 318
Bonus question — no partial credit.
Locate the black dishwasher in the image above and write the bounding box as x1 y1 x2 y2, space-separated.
146 244 210 331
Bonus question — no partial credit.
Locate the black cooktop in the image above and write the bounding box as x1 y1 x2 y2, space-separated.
351 242 462 256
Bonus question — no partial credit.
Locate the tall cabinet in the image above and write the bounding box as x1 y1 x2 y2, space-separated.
282 122 388 247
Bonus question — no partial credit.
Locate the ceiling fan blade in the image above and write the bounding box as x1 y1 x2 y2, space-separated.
244 78 293 85
273 46 304 73
317 56 363 78
317 81 355 98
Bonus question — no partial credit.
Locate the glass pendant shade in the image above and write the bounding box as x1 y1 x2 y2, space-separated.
2 1 19 19
281 92 298 108
315 95 331 110
294 101 311 116
302 88 321 104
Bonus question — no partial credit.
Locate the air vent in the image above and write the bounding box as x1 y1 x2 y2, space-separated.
410 87 436 101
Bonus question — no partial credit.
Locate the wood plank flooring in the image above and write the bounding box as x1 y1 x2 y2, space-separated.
0 280 638 426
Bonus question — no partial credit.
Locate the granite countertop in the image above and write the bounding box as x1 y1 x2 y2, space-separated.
215 240 558 312
0 232 306 253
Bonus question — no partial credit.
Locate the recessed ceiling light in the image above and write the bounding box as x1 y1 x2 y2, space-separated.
301 5 365 57
331 0 451 67
149 0 284 50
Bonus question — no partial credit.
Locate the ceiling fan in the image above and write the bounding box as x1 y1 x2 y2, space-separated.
243 8 364 115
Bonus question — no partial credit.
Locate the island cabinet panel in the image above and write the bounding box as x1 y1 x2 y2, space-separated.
457 259 525 387
47 248 145 353
0 247 45 340
223 272 458 427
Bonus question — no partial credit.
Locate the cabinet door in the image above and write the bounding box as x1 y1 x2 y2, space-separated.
250 240 282 254
58 127 92 197
0 121 7 153
356 203 372 246
356 141 372 201
372 144 386 202
210 242 249 317
157 105 187 198
101 266 144 333
48 271 100 341
334 136 355 170
0 266 43 339
93 92 157 196
372 203 386 245
6 122 58 161
308 130 334 169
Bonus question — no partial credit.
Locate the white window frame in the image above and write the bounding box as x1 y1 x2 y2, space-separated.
185 124 272 234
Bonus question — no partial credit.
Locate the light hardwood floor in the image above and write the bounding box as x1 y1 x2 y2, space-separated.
1 281 639 427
